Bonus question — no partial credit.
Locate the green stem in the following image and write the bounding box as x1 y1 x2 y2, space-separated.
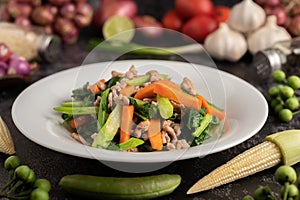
87 38 204 55
0 178 16 194
292 110 300 116
283 182 289 200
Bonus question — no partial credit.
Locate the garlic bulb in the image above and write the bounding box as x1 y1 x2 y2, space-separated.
247 16 292 54
228 0 266 33
204 23 247 62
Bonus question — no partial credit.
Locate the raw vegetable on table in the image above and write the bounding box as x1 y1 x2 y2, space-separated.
59 174 181 200
53 65 227 152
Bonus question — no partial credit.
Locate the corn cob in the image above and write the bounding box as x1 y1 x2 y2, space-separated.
187 129 300 194
0 116 15 155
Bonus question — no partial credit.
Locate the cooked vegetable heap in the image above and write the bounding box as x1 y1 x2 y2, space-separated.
54 65 226 152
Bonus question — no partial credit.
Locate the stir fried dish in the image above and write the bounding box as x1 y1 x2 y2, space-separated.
53 65 227 152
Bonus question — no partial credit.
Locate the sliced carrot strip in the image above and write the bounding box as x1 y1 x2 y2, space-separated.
154 84 201 110
196 94 212 114
155 79 181 91
69 116 89 129
120 105 134 143
120 85 135 97
134 83 156 99
148 119 163 150
88 84 101 94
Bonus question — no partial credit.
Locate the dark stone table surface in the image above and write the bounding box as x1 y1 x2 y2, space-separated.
1 0 300 199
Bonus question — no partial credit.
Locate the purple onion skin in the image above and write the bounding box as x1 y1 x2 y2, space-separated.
0 61 9 71
54 17 76 36
49 0 71 6
60 3 76 19
31 6 55 25
8 57 31 76
15 16 32 26
62 27 79 44
0 43 11 63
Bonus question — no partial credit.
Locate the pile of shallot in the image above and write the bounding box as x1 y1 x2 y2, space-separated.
0 0 93 44
0 43 34 77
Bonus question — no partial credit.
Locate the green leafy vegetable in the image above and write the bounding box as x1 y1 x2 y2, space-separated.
92 104 122 148
53 107 98 115
157 94 173 119
192 114 212 137
98 88 110 129
106 76 121 88
119 138 144 150
129 97 158 120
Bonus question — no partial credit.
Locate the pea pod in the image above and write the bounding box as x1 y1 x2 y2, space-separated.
59 174 181 200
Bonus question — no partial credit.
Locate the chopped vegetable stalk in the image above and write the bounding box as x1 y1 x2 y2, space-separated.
119 138 144 150
61 101 84 107
120 105 134 143
53 107 98 115
87 38 204 55
157 95 173 119
192 114 212 137
98 88 110 128
92 104 122 148
148 119 163 150
126 75 150 86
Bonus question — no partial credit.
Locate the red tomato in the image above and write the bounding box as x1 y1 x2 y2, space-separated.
182 15 218 43
214 6 231 23
175 0 214 19
162 10 183 31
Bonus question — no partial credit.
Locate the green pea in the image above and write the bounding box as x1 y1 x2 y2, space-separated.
275 104 284 113
287 75 300 89
34 179 51 192
14 165 31 181
285 97 299 111
272 70 286 83
30 188 49 200
279 109 293 122
242 195 254 200
4 155 21 170
268 86 280 97
271 98 282 108
280 86 295 99
26 169 36 184
275 165 297 185
253 186 273 200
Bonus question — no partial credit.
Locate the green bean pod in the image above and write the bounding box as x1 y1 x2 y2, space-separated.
59 174 181 200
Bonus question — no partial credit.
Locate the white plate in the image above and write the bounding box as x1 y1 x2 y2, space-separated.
12 60 268 165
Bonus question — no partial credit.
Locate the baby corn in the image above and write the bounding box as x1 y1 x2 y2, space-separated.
187 129 300 194
0 116 15 155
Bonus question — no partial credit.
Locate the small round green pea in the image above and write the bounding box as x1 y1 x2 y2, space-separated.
272 70 286 82
271 98 282 108
268 86 280 97
275 165 297 185
4 155 21 170
14 165 31 181
26 169 36 184
253 186 273 200
278 109 293 122
285 97 299 111
275 104 284 113
242 195 254 200
30 188 49 200
287 75 300 89
280 86 295 99
34 179 51 192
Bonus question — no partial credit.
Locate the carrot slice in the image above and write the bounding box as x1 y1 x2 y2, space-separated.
154 84 201 110
155 80 181 91
120 85 135 97
88 84 101 94
69 116 89 129
120 105 134 143
211 106 225 121
134 83 156 99
148 119 163 150
196 94 212 114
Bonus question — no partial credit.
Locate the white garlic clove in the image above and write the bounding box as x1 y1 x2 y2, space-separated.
247 16 292 55
204 23 247 62
228 0 266 33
